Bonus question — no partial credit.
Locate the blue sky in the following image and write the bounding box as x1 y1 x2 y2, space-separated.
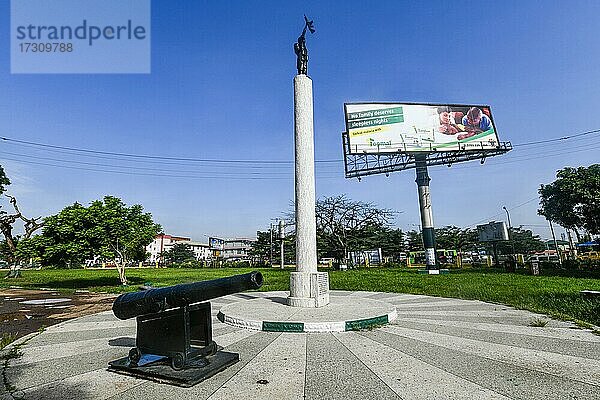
1 1 599 241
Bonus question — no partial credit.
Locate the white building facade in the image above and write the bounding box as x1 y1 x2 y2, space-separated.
146 234 255 264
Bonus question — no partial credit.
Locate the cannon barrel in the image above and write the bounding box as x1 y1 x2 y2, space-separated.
112 271 263 320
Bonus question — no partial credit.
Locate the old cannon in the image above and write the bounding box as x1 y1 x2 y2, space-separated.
108 271 263 387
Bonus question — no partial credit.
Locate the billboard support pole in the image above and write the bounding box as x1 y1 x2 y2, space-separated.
415 154 438 272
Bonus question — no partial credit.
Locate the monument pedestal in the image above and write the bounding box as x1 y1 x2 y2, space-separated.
288 271 329 307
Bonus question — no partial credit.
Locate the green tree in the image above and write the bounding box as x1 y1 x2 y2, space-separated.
372 227 405 259
36 196 160 284
500 227 545 254
345 225 405 260
249 229 273 265
39 202 90 268
434 226 478 258
249 228 295 266
539 165 600 238
14 235 47 265
406 230 422 251
314 195 395 264
164 243 196 265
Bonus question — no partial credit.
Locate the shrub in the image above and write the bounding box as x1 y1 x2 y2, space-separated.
222 261 251 268
169 259 204 269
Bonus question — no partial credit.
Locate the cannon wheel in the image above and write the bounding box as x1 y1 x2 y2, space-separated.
128 348 142 365
171 353 185 370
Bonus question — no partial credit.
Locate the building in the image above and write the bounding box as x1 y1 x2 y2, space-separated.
222 238 256 262
146 234 192 263
187 241 212 261
146 234 257 264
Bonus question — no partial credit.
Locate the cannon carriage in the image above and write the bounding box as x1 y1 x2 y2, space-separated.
108 271 263 386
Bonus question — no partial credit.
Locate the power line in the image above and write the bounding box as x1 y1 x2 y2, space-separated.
2 126 599 179
0 151 295 176
3 126 600 166
0 156 343 180
513 129 600 147
0 137 342 164
4 126 599 166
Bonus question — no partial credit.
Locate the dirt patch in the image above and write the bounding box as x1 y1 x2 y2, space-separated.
0 289 117 342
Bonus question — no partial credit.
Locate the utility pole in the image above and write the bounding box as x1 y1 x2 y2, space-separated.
279 220 285 269
269 223 273 268
548 219 563 267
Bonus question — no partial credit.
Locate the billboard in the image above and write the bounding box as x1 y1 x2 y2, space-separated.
348 249 382 266
477 222 509 242
344 103 501 154
209 237 225 250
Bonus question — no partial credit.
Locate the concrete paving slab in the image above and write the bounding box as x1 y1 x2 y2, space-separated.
22 368 143 400
20 298 71 306
362 329 600 399
393 299 500 309
62 310 116 323
393 316 599 342
305 332 400 400
26 326 136 347
43 319 135 333
2 290 598 399
382 324 600 385
395 309 538 318
334 331 510 400
364 292 404 300
11 337 117 366
207 333 306 400
7 347 126 390
391 319 600 360
109 332 281 400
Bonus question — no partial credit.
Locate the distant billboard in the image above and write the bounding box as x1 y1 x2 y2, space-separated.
477 222 509 242
209 237 225 250
344 103 501 154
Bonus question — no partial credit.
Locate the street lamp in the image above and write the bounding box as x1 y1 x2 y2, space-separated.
502 206 516 270
502 206 512 231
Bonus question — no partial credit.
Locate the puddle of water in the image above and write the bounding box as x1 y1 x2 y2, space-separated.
48 305 71 309
5 297 26 301
20 298 71 306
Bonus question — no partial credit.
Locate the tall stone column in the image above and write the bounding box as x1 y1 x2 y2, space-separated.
287 74 329 307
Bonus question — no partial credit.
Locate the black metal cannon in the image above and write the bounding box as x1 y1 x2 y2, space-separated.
108 271 263 387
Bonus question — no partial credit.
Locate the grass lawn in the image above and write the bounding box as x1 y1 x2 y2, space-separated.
2 266 599 327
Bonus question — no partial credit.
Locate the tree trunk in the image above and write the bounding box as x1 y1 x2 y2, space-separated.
573 228 582 243
0 224 16 263
116 261 128 286
0 195 44 263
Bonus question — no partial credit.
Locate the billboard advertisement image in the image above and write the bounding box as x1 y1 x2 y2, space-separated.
344 103 501 154
209 237 225 250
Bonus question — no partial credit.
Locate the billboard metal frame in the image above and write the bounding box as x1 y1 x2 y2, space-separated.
342 131 512 178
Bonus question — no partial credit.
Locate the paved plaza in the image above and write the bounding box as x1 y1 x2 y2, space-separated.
2 290 599 399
